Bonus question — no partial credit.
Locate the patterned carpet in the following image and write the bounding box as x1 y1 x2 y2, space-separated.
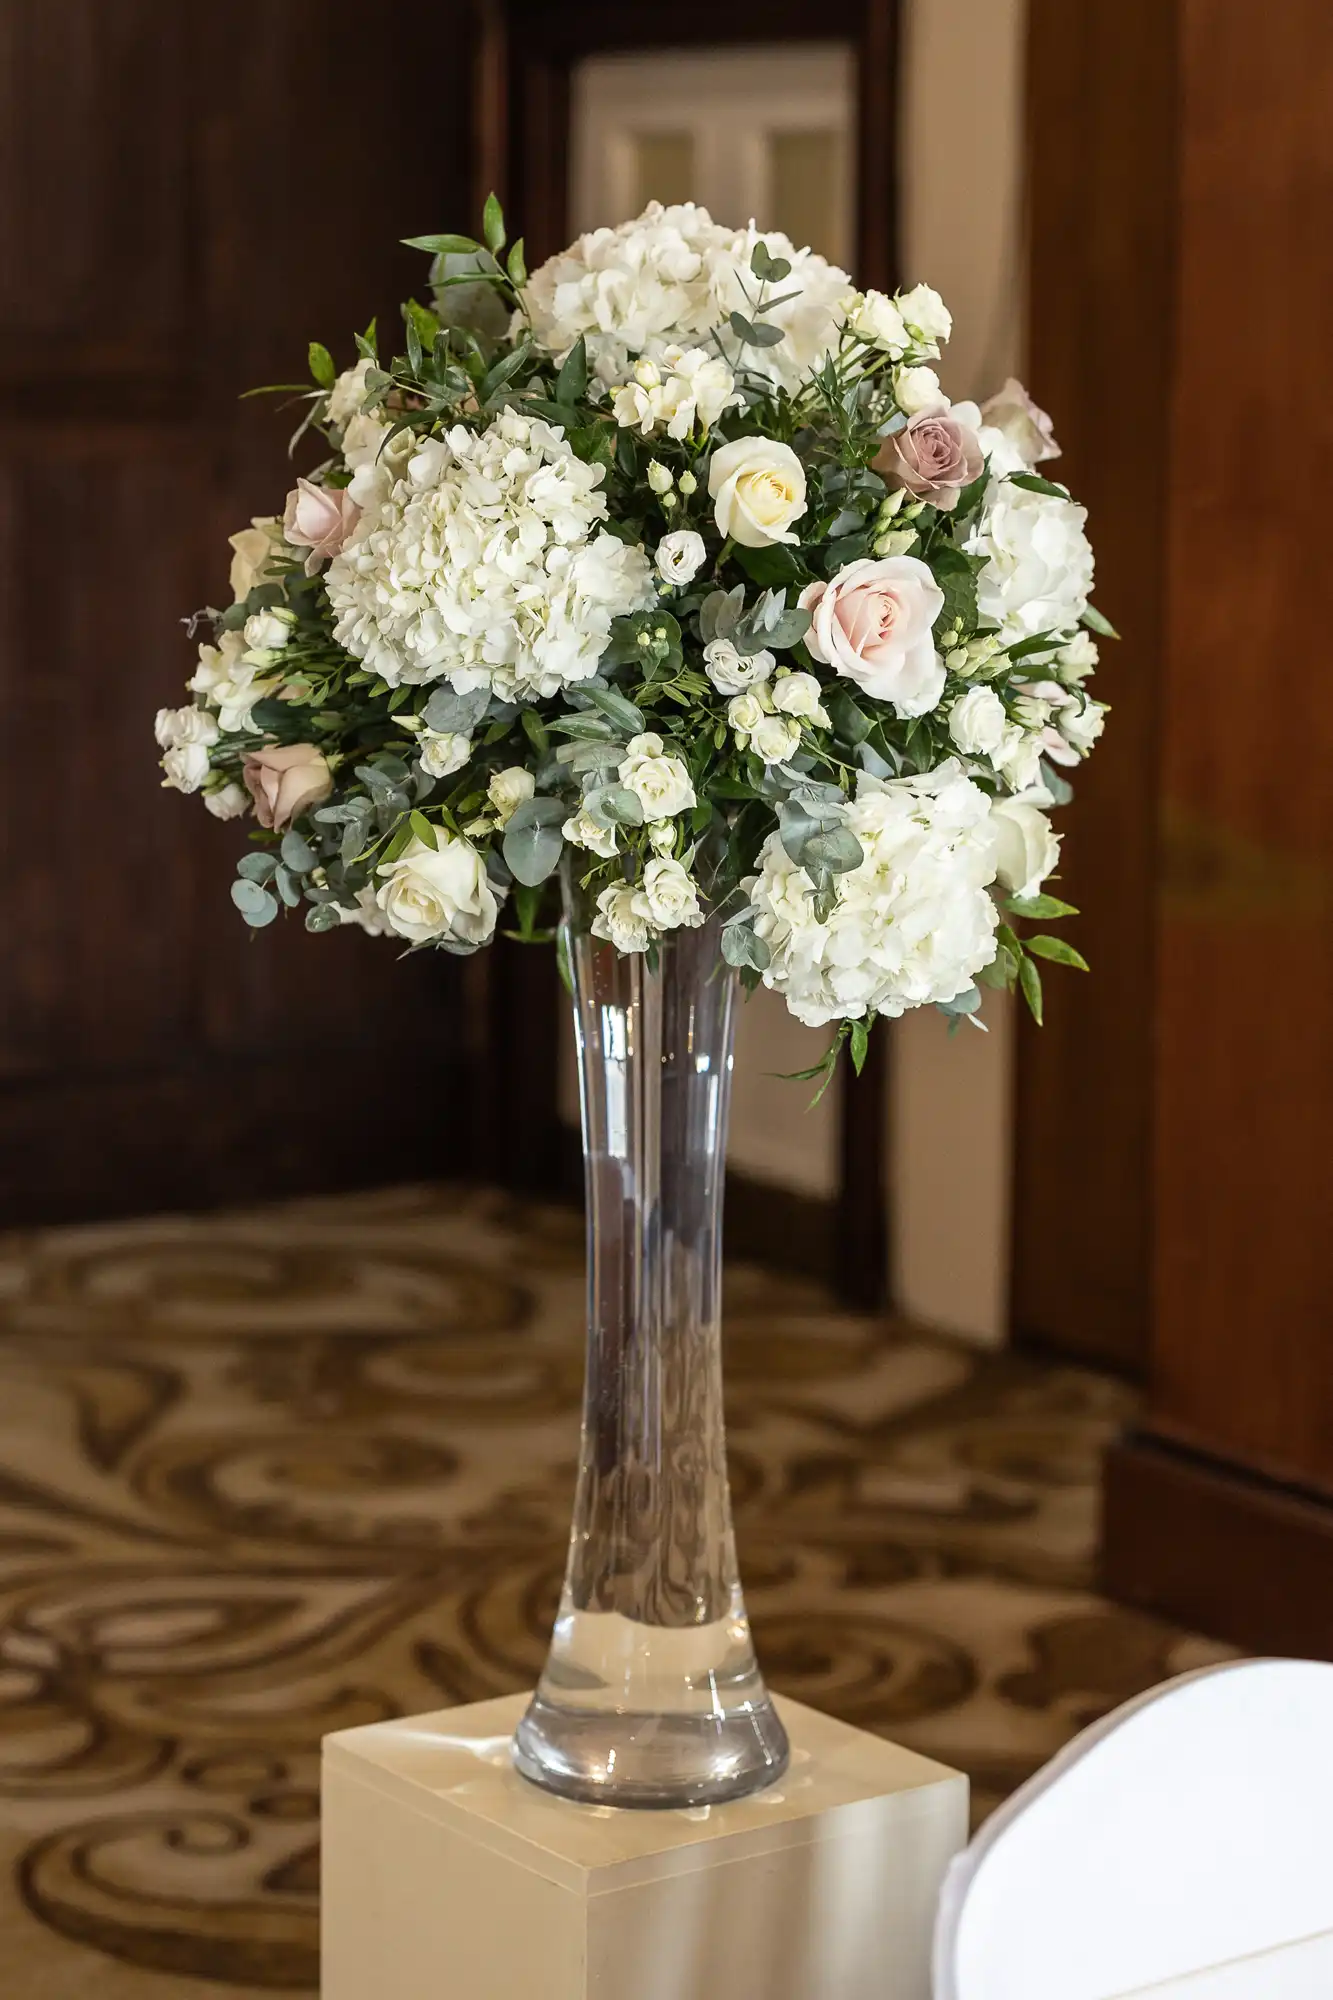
0 1184 1232 1996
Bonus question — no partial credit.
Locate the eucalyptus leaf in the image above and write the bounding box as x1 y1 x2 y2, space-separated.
422 685 489 734
274 864 302 909
802 826 863 875
728 311 785 349
237 852 278 884
586 785 643 829
503 820 563 887
305 903 342 933
231 878 278 926
280 830 315 873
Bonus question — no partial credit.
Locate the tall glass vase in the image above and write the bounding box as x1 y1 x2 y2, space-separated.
512 864 790 1808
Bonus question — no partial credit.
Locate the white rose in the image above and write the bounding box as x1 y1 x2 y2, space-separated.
640 857 704 930
416 729 472 779
655 529 706 586
897 283 953 346
988 798 1061 901
487 766 535 823
563 806 618 858
592 881 653 955
161 741 212 793
618 731 696 818
155 704 218 751
750 714 803 766
228 517 284 601
327 357 374 428
948 685 1007 757
1056 696 1107 758
375 833 499 947
993 723 1045 794
771 671 830 726
846 289 909 355
727 691 770 739
703 638 773 695
894 365 944 416
648 820 676 853
708 436 807 548
243 609 293 653
203 781 249 820
1057 630 1099 682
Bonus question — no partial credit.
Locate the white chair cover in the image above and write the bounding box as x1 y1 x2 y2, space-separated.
933 1658 1333 2000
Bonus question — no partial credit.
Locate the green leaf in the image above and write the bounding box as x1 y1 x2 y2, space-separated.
580 683 645 735
482 192 506 254
732 542 802 589
409 810 438 850
728 310 785 349
308 341 336 389
1018 952 1044 1025
1081 602 1120 639
749 240 792 284
556 336 588 406
848 1018 870 1075
1007 472 1071 499
520 708 549 754
828 691 871 746
280 829 315 873
506 237 527 287
402 232 482 254
1024 933 1089 970
231 878 278 927
1004 893 1078 920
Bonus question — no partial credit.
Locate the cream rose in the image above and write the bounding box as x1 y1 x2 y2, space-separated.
708 437 807 548
203 782 249 821
415 729 472 779
749 714 802 766
375 833 499 947
948 685 1007 758
988 798 1061 901
488 766 536 824
845 290 908 355
800 555 945 716
897 283 953 346
618 732 696 818
771 671 830 726
242 742 333 830
283 479 361 575
640 857 704 930
228 517 284 601
563 806 618 859
592 881 653 955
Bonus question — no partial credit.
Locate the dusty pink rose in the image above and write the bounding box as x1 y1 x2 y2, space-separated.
876 408 984 511
799 556 946 717
243 742 333 830
282 478 361 573
980 376 1060 465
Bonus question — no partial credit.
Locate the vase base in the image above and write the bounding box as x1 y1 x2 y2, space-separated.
512 1692 791 1809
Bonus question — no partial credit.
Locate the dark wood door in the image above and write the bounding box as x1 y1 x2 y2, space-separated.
0 2 477 1223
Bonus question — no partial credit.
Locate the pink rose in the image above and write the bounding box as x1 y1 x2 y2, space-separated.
876 407 984 511
980 377 1060 465
282 478 361 573
799 556 946 717
243 742 333 830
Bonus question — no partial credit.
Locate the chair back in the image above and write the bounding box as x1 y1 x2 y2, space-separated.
933 1658 1333 2000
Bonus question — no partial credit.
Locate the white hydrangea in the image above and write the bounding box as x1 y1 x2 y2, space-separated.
325 411 655 699
746 762 1000 1026
967 481 1094 640
522 202 850 398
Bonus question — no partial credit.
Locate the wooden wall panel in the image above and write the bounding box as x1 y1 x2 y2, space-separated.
1011 0 1178 1373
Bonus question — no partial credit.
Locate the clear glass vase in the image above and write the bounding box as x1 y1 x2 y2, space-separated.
512 864 790 1808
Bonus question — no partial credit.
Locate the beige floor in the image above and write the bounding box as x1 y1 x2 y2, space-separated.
0 1185 1231 1994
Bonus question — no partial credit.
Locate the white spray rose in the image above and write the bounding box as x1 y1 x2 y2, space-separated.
592 881 653 954
948 685 1007 757
967 483 1094 640
640 857 704 930
988 798 1061 900
647 820 676 853
488 766 535 823
203 782 249 820
563 806 618 858
894 365 944 416
897 283 953 347
749 714 803 766
655 529 706 586
1057 630 1100 682
993 723 1045 794
771 672 830 726
618 732 696 818
1055 695 1107 758
703 638 773 695
243 609 293 653
375 834 499 948
708 437 807 547
846 290 909 355
415 729 472 779
727 690 770 740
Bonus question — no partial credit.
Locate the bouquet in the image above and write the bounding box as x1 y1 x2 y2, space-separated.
156 197 1109 1081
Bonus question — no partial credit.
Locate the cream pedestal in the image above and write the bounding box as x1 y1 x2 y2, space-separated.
322 1692 967 2000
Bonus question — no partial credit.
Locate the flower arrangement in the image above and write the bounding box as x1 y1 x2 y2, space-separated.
157 197 1110 1080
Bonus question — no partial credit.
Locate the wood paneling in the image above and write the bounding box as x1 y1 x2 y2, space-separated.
1012 0 1178 1374
0 2 478 1223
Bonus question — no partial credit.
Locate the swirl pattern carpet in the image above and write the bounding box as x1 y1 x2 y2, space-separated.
0 1184 1230 1996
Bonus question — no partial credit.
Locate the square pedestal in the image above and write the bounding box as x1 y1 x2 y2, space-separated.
322 1693 968 2000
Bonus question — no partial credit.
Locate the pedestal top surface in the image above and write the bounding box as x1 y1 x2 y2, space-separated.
324 1692 966 1894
